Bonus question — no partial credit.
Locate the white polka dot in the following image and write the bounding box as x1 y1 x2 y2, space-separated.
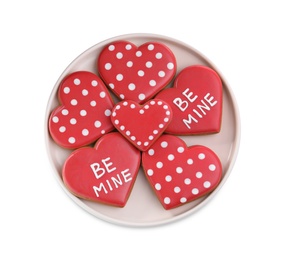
196 172 203 178
128 83 136 91
157 101 162 105
174 187 181 193
204 181 211 188
94 121 101 128
74 78 80 85
158 71 165 77
184 178 191 185
161 141 168 148
109 83 114 89
82 129 89 136
167 62 174 70
108 45 115 51
120 125 125 130
149 80 156 87
92 80 98 87
150 100 156 105
209 164 216 171
139 109 144 114
156 52 162 59
148 44 154 50
116 52 123 59
116 74 123 81
187 159 193 165
164 197 170 204
120 94 125 99
159 124 164 128
138 94 145 100
149 135 154 140
146 61 152 68
90 100 96 107
64 87 70 94
155 183 161 190
138 70 144 76
101 130 105 134
100 91 106 98
136 51 142 57
147 169 154 176
115 105 121 110
137 141 142 145
144 142 149 146
131 136 136 141
127 61 133 67
177 147 184 153
192 188 199 195
156 162 163 168
125 44 132 50
126 130 131 136
165 175 172 182
130 104 135 109
80 110 87 116
70 118 76 125
180 197 187 203
104 109 111 116
71 99 77 106
198 153 205 160
168 154 174 161
148 149 154 156
68 137 75 144
82 89 88 96
59 126 66 132
153 130 158 134
105 63 112 70
114 119 119 125
176 167 183 173
62 109 68 115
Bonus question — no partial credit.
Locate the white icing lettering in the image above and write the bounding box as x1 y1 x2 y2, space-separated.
121 169 132 183
111 174 123 188
204 93 217 106
182 88 198 102
102 157 117 173
183 114 198 129
196 99 211 115
173 88 198 112
93 182 108 197
90 162 105 179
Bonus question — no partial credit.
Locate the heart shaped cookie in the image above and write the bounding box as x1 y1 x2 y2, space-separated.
98 41 176 103
49 71 114 149
142 135 222 210
156 65 222 135
62 132 141 207
111 99 172 151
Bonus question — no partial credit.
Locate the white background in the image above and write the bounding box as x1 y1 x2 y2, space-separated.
1 1 282 259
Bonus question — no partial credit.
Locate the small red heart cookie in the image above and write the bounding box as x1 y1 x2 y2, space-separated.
62 132 141 207
111 99 172 151
156 65 222 135
49 71 115 149
98 41 176 104
142 135 222 210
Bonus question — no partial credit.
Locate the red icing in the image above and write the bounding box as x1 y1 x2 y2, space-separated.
62 132 141 207
111 99 172 151
156 65 223 135
98 41 176 104
142 135 222 210
49 71 114 149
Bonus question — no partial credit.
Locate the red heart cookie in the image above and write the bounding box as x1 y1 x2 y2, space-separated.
156 65 223 135
98 41 176 104
49 71 115 149
62 132 141 207
111 99 172 151
142 135 222 210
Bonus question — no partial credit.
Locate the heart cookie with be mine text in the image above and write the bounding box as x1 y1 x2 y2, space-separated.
63 132 141 207
156 65 223 135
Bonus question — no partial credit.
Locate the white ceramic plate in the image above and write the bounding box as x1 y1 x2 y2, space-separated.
45 33 240 227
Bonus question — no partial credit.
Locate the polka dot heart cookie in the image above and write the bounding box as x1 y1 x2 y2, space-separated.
98 41 176 104
49 71 115 149
111 99 172 151
142 135 222 210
